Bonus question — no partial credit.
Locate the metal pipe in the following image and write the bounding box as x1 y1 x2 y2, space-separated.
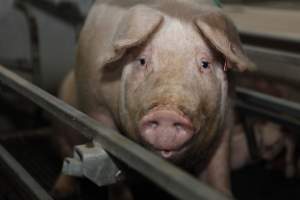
240 116 260 161
15 1 41 85
236 100 300 129
236 87 300 120
0 144 53 200
240 30 300 53
0 65 230 200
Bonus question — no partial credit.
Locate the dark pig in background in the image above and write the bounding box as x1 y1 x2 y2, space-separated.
231 121 297 178
53 0 255 198
231 78 298 178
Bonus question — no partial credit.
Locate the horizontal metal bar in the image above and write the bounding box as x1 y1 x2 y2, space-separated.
0 65 230 200
236 87 300 120
0 144 53 200
236 101 300 129
244 44 300 85
240 30 300 53
17 0 300 55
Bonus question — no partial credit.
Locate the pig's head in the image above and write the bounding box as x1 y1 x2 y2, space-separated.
100 4 255 167
255 122 285 161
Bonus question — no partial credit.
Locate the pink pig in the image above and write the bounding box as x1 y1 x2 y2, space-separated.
53 0 255 199
231 121 296 178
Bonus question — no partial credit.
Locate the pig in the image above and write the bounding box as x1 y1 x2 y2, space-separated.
233 75 297 177
53 0 255 198
231 121 297 178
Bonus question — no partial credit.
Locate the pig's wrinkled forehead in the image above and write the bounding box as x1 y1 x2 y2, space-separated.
150 16 214 55
111 1 255 71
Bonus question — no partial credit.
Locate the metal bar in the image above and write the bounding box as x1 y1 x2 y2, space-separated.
240 30 300 53
236 88 300 161
17 0 300 55
236 87 300 120
15 1 41 85
236 101 300 129
0 144 53 200
240 116 260 161
243 44 300 85
0 65 230 200
18 0 84 26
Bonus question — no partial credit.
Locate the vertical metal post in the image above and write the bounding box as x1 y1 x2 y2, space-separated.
15 1 41 85
240 116 260 161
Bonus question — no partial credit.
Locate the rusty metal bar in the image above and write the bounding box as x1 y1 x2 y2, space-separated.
0 65 230 200
0 144 54 200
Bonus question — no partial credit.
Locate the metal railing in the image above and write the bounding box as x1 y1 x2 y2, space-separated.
236 87 300 159
1 2 300 199
1 62 300 199
236 87 300 129
240 31 300 54
0 65 230 200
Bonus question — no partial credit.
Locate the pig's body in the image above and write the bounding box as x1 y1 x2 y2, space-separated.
54 0 254 198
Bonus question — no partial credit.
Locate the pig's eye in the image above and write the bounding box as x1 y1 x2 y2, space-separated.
137 56 147 67
139 58 146 66
201 61 210 69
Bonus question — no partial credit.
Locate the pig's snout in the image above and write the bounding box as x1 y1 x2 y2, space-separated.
138 110 195 158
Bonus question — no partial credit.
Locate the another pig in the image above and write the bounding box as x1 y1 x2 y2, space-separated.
231 121 296 178
54 0 255 198
233 75 297 177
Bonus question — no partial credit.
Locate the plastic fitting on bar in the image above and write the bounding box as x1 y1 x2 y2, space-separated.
62 141 123 187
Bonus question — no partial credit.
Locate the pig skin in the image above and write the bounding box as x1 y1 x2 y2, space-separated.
53 0 255 199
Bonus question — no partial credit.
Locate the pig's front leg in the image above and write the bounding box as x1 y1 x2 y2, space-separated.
199 128 232 196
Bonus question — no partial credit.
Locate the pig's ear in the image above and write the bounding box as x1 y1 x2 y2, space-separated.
194 9 255 71
111 5 163 58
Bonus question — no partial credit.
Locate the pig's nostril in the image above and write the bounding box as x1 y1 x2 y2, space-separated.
149 121 159 129
174 123 183 131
